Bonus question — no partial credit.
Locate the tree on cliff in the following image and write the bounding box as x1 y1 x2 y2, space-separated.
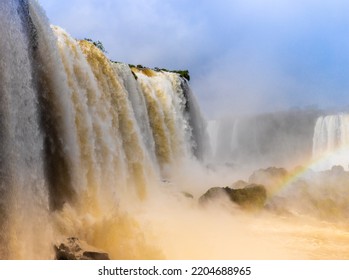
84 38 107 53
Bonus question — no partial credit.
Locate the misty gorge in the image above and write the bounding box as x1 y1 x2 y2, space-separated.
1 0 349 260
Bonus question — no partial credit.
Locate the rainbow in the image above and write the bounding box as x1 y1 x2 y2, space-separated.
267 146 349 199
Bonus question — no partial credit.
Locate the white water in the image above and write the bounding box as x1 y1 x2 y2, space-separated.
0 0 207 259
312 114 349 171
1 0 349 261
0 0 51 259
207 111 320 170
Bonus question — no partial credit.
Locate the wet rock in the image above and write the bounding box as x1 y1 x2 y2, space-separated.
199 184 267 209
54 237 110 260
248 167 288 195
199 187 227 204
330 165 345 174
231 180 249 189
228 184 267 209
182 191 194 199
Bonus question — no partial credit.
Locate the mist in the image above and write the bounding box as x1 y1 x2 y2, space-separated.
1 0 349 261
207 108 322 171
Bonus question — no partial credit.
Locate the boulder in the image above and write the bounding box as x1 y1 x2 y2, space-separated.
227 184 267 209
330 165 345 174
199 187 227 204
182 191 194 199
231 180 249 189
54 237 110 260
248 167 288 195
199 184 267 210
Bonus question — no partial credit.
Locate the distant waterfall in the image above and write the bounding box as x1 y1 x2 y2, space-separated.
207 110 320 169
312 114 349 171
0 0 208 259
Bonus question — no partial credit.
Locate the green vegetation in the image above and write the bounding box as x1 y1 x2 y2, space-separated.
172 70 190 81
81 39 190 81
125 65 190 81
84 38 107 53
154 67 190 81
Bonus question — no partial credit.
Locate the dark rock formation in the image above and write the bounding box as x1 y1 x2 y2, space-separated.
199 187 227 204
54 237 110 260
231 180 249 189
330 165 345 174
248 167 288 196
249 167 288 183
199 184 267 210
182 191 194 199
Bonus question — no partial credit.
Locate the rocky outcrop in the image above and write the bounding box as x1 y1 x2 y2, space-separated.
248 167 288 196
199 184 267 210
199 187 227 204
182 191 194 199
231 180 249 189
54 237 110 260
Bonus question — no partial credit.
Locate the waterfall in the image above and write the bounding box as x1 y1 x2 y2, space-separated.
207 110 320 169
180 79 210 162
0 0 208 259
0 0 51 260
312 114 349 171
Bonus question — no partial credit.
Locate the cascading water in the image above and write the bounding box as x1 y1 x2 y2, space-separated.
312 114 349 171
207 110 320 169
0 0 51 259
3 0 349 261
0 0 208 259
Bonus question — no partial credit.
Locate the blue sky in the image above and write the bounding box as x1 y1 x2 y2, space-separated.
38 0 349 119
